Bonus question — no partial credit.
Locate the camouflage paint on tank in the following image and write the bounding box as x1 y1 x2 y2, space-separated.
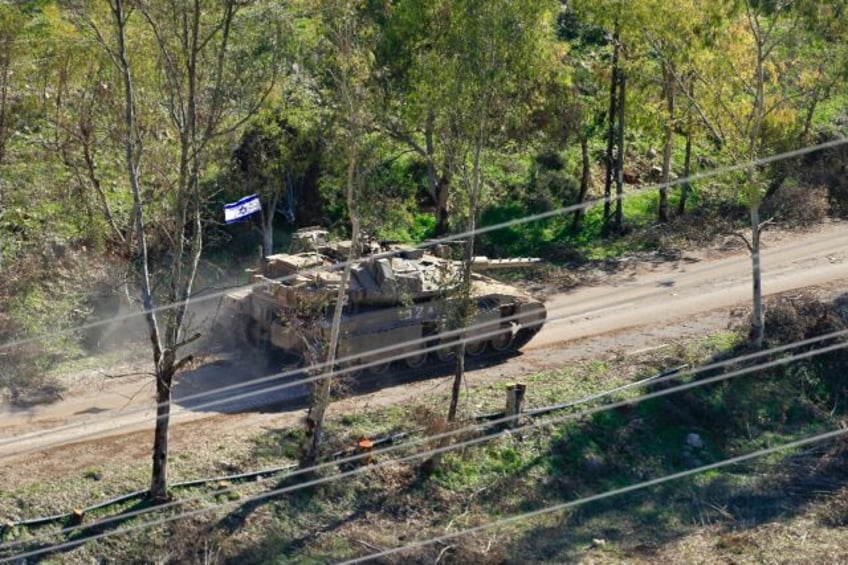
220 228 546 372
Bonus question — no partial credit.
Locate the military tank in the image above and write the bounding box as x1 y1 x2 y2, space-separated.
219 228 546 373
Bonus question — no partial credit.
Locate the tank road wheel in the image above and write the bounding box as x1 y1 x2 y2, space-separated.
464 339 488 357
489 331 514 352
436 342 457 362
404 351 428 369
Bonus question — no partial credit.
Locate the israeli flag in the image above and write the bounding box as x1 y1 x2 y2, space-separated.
224 194 261 224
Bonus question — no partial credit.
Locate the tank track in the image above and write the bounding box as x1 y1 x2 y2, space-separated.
511 326 542 350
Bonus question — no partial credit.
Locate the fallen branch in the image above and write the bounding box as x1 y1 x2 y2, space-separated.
355 539 384 553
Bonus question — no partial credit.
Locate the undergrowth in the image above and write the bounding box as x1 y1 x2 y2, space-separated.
5 292 848 563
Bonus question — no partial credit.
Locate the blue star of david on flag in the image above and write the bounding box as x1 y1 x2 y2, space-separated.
224 194 261 224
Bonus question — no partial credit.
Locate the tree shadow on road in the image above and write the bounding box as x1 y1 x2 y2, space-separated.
172 347 526 415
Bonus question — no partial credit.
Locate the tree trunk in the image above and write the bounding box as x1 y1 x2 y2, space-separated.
424 109 438 202
150 357 175 501
603 25 620 226
658 64 675 223
302 348 330 469
677 76 695 216
111 0 173 501
435 137 481 471
745 5 767 349
571 134 591 232
749 204 764 348
447 342 466 422
614 70 625 232
302 212 357 470
447 226 475 422
447 122 483 422
764 170 788 200
799 77 829 146
81 122 126 248
677 128 692 216
84 0 248 503
261 191 279 256
302 94 361 469
434 170 451 237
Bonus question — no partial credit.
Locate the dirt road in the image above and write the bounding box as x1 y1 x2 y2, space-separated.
2 220 847 465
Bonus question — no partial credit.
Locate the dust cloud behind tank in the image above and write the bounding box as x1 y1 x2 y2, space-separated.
219 227 547 374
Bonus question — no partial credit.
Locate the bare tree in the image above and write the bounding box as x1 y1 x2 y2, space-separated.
733 1 801 348
0 5 22 167
301 0 373 468
78 0 278 500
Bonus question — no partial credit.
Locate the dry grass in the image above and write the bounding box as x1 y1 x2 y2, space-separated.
818 487 848 527
6 294 848 563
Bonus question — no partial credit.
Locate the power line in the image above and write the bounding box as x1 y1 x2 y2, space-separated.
9 338 847 560
1 134 842 458
339 426 848 564
1 135 845 353
4 249 846 457
3 216 847 453
4 138 842 556
4 180 847 452
5 327 848 561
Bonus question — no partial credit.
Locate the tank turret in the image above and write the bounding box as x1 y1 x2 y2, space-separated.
220 228 547 373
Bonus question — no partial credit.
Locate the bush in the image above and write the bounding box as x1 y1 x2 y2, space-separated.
529 170 580 213
762 292 846 347
758 293 848 412
0 317 63 407
476 201 577 260
761 182 830 227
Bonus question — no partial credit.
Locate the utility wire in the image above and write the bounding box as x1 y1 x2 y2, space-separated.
4 251 847 456
3 137 848 554
5 181 848 451
8 327 848 550
5 327 848 561
1 135 845 353
4 212 848 451
339 426 848 564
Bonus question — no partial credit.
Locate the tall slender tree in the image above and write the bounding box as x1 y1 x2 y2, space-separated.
300 0 376 468
75 0 279 500
369 0 461 236
0 4 25 167
700 0 815 347
433 0 560 420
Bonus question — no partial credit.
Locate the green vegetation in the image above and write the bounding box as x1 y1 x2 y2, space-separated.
4 314 848 562
0 0 844 350
1 0 848 560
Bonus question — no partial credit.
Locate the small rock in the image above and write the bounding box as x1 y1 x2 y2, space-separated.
646 147 657 159
686 433 704 449
583 453 605 474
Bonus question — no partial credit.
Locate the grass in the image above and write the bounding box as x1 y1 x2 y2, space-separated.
4 323 848 563
477 185 724 264
48 349 143 379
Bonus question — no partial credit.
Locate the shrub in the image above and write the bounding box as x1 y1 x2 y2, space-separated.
0 332 63 407
761 182 830 226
